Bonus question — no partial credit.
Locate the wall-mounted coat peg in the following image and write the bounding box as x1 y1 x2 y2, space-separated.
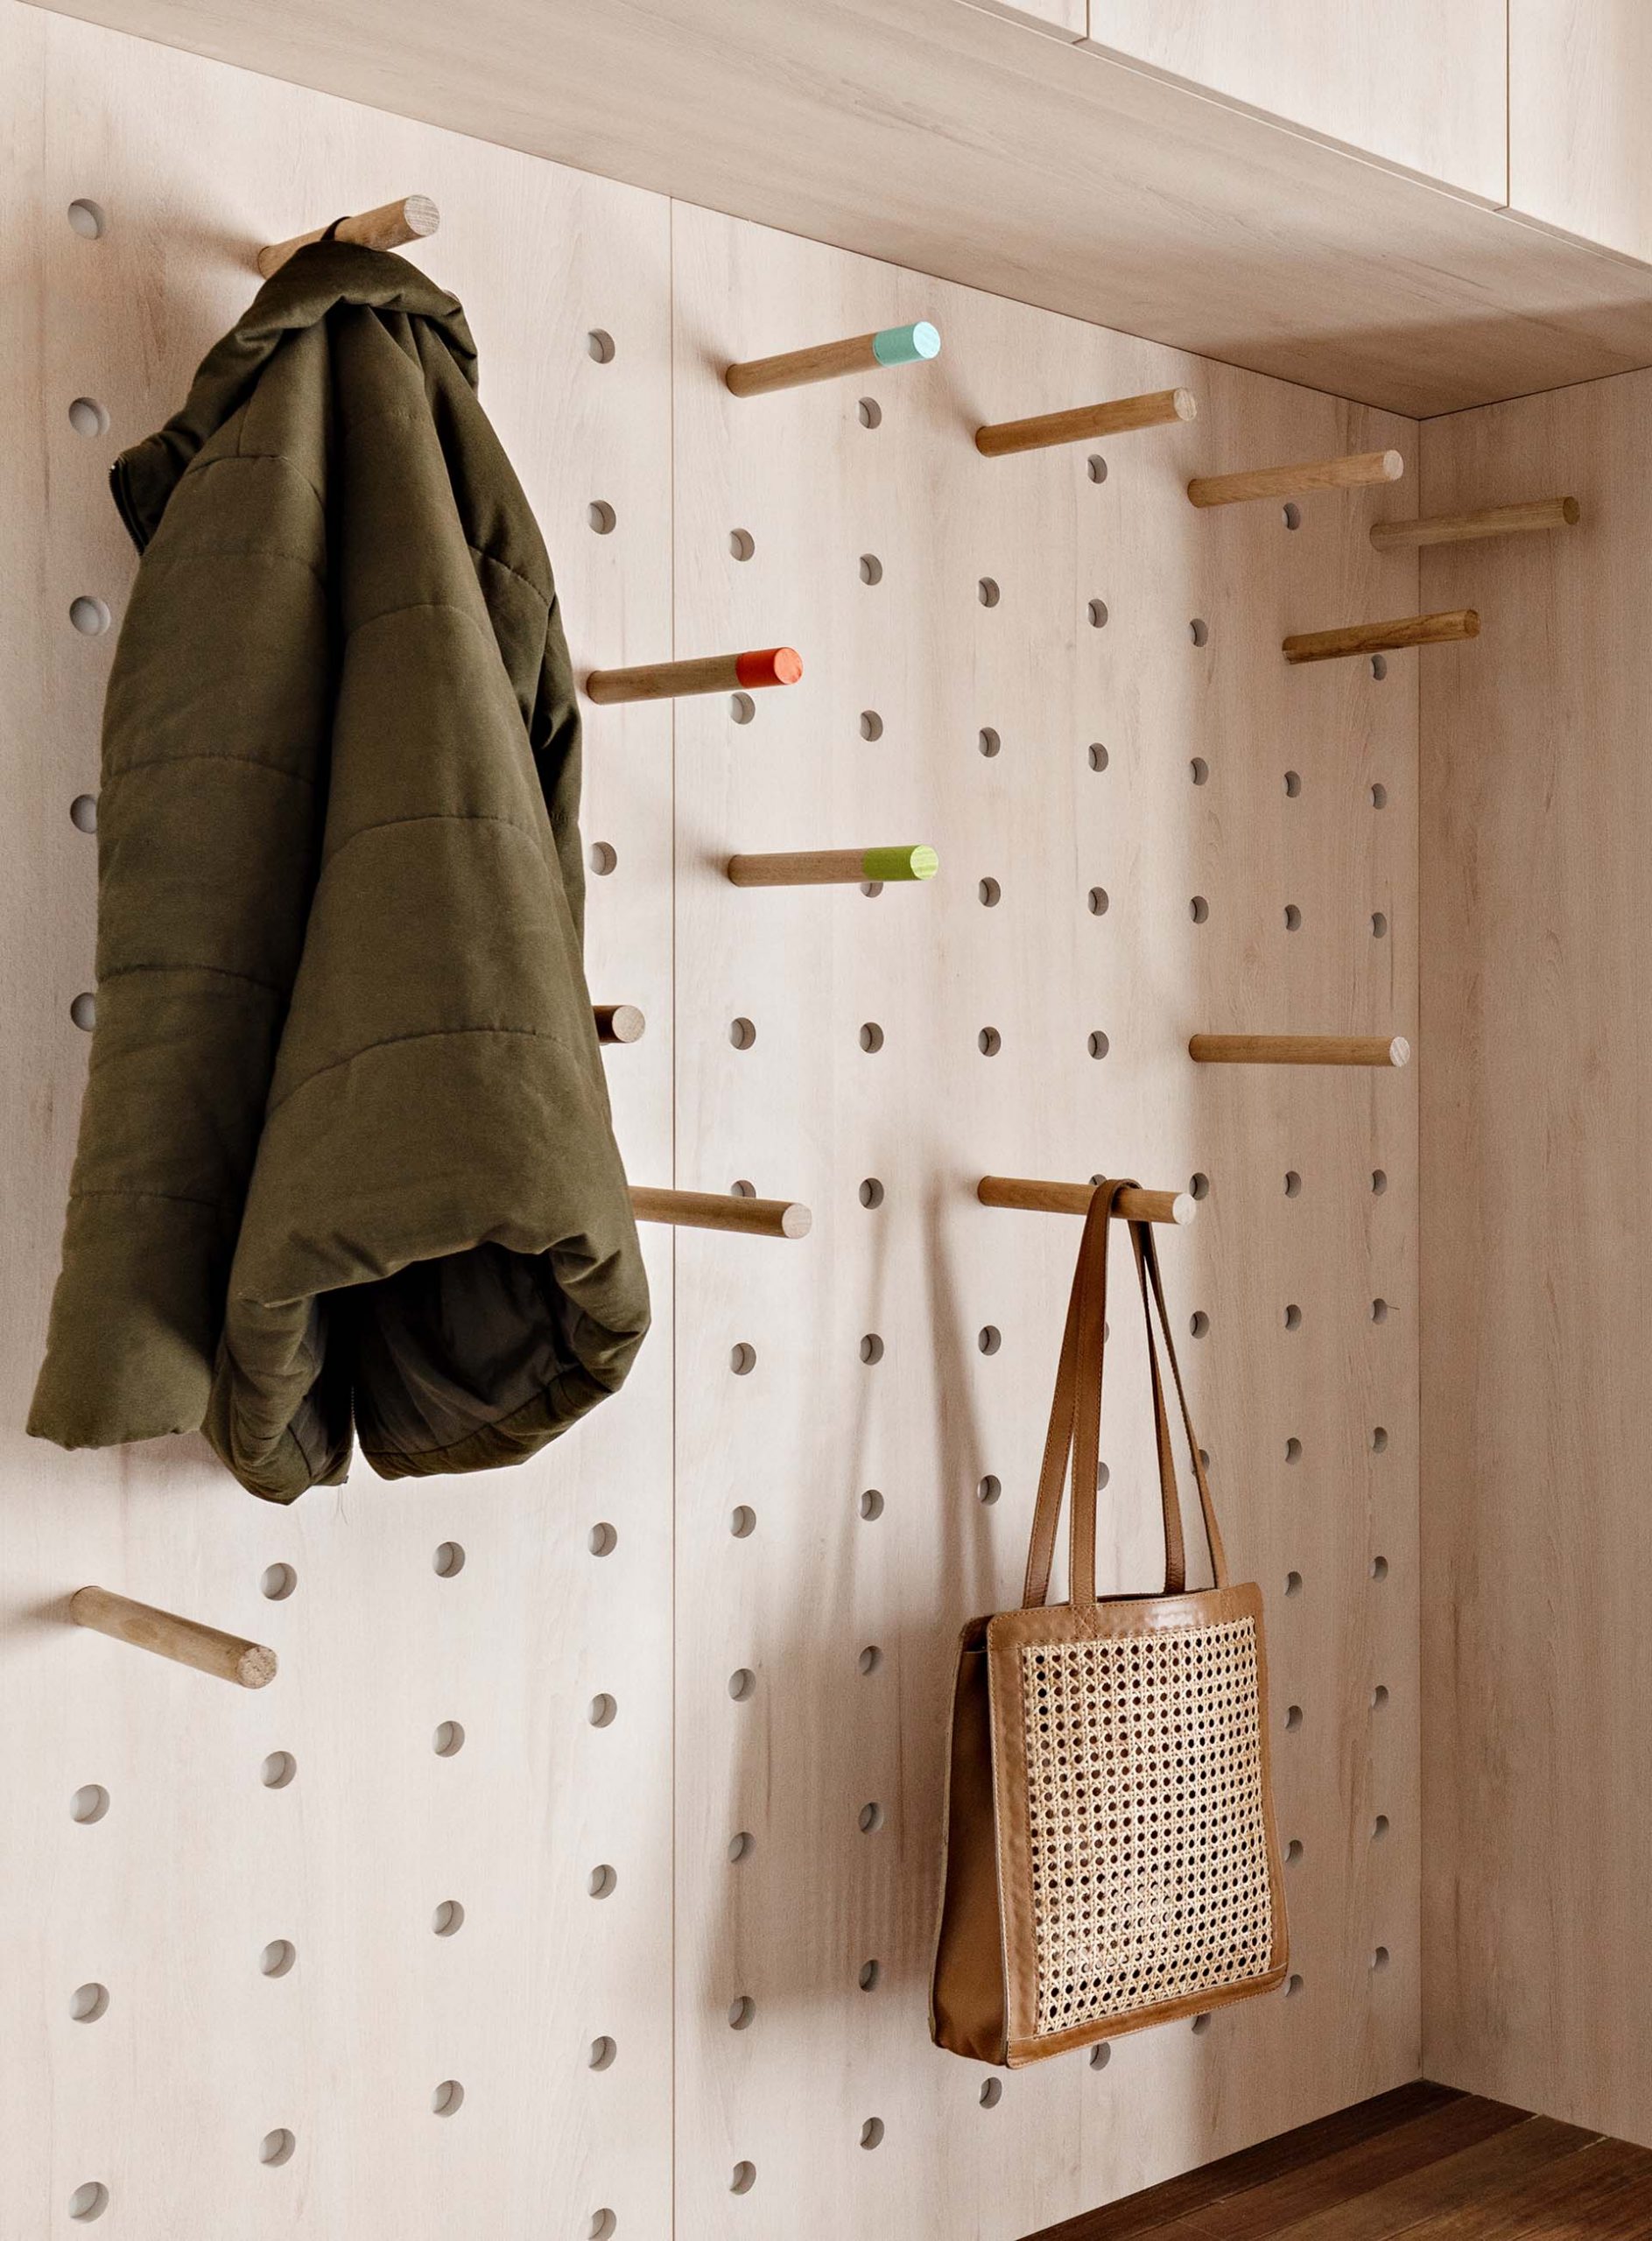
257 194 439 279
630 1187 812 1240
69 1585 278 1689
594 1004 646 1044
1189 1034 1410 1067
974 387 1198 459
978 1175 1196 1225
725 322 940 397
1370 496 1580 551
586 647 802 706
726 845 938 888
1187 448 1403 509
1283 609 1478 664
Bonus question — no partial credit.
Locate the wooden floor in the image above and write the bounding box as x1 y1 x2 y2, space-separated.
1029 2083 1652 2239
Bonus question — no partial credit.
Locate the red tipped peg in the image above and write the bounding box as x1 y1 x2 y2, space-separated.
735 646 804 689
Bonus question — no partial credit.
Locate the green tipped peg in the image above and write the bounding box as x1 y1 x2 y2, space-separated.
872 322 941 369
861 845 939 882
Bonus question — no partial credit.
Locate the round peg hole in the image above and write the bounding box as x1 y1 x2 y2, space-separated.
1372 1946 1391 1972
588 1865 618 1900
730 1179 756 1198
590 2216 617 2241
68 2181 109 2222
728 1016 756 1050
860 709 883 741
432 1720 466 1757
260 1751 297 1789
977 577 1000 608
858 1959 881 1991
69 1982 109 2023
1285 1838 1304 1865
978 876 1002 907
1284 1974 1304 1999
858 1802 885 1835
728 528 755 561
1371 1298 1391 1324
69 596 110 636
1374 1815 1391 1842
1087 453 1108 483
71 1784 109 1825
1096 1462 1111 1492
1087 598 1109 629
1189 1310 1210 1339
1284 903 1303 931
1371 782 1388 809
432 1901 465 1936
260 1939 296 1977
729 691 756 724
1189 1172 1210 1200
432 1540 466 1577
431 2081 464 2118
1191 2013 1213 2036
1284 769 1303 797
857 1644 883 1676
1373 1683 1390 1710
728 1668 756 1701
731 2163 757 2195
861 2118 885 2150
1088 1030 1110 1059
858 552 883 587
1372 911 1388 938
1285 1570 1303 1597
1087 741 1108 772
260 1562 297 1601
1284 1303 1303 1331
1190 757 1209 785
979 727 1002 758
1372 1426 1389 1453
859 1022 884 1052
1285 1437 1303 1464
70 793 98 832
587 329 615 362
588 1693 617 1728
1371 654 1388 680
858 1488 884 1521
1089 2043 1111 2070
860 1332 884 1365
260 2128 296 2167
977 1325 1002 1356
857 397 882 428
588 1521 618 1557
729 1341 757 1375
729 1504 756 1538
1189 617 1209 647
977 1474 1002 1506
70 992 96 1031
1370 1555 1390 1581
587 840 617 875
728 1995 756 2031
1372 1169 1388 1196
67 198 108 239
1283 502 1302 530
728 1831 754 1864
980 2078 1003 2109
1285 1704 1304 1732
1284 1170 1303 1198
977 1025 1002 1057
68 397 110 439
1086 886 1109 917
589 2034 616 2070
858 1177 885 1208
1190 895 1209 924
587 500 616 535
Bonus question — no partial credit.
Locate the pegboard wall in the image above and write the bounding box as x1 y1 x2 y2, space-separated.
0 7 1419 2237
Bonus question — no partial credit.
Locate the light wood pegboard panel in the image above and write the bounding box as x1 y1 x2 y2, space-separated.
0 11 674 2237
668 205 1419 2237
1420 374 1652 2152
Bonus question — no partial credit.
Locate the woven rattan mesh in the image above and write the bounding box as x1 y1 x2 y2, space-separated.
1021 1617 1275 2036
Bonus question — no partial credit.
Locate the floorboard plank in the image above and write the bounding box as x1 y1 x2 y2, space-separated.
1163 2097 1532 2240
1023 2083 1457 2241
1396 2136 1652 2241
1262 2118 1603 2241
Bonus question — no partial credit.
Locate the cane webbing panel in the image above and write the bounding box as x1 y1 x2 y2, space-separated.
1021 1618 1276 2036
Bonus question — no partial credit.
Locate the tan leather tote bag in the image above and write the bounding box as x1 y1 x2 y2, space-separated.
931 1181 1289 2066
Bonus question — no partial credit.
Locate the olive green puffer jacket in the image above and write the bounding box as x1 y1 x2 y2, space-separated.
29 241 650 1500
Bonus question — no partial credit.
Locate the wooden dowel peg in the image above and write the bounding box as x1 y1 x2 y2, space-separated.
726 845 938 888
725 321 940 397
978 1177 1196 1226
70 1585 277 1689
974 387 1198 459
630 1186 812 1240
257 194 439 278
594 1004 646 1044
1187 448 1404 509
1189 1035 1410 1068
586 647 802 705
1283 609 1478 664
1370 495 1580 551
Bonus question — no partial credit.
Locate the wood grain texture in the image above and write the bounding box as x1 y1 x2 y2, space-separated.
1370 499 1579 553
1508 2 1652 263
1420 367 1652 2153
1083 0 1507 202
668 200 1419 2241
69 1585 278 1688
21 0 1652 414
